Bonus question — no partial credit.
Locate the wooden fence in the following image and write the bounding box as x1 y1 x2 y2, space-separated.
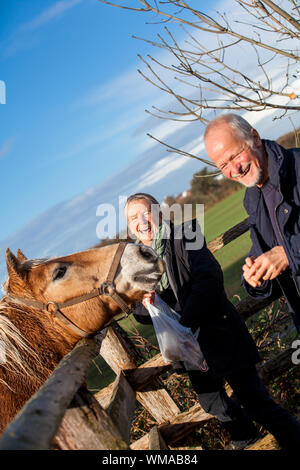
0 218 298 450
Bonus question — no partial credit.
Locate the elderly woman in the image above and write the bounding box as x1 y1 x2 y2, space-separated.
125 192 300 450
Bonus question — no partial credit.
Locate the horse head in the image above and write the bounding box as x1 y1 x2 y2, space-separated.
4 243 164 338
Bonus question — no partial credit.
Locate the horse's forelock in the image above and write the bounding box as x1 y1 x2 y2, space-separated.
21 258 50 271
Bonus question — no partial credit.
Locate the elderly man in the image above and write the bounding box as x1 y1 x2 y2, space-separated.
125 192 300 450
204 113 300 334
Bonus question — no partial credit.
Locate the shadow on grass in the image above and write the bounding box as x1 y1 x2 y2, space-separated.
222 255 247 302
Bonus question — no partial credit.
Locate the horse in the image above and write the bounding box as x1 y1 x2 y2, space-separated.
0 243 164 433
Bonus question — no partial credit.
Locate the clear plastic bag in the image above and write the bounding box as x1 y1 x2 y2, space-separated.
145 295 209 372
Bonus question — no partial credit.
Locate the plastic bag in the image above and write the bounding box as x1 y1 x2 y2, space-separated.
145 295 209 372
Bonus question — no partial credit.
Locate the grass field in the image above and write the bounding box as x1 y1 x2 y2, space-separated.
87 188 253 391
204 188 251 299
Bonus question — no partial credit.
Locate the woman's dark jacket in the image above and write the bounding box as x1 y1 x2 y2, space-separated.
134 220 260 378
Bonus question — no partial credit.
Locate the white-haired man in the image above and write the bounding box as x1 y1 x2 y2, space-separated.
204 113 300 334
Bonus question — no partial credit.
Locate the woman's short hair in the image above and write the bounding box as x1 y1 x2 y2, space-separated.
125 193 160 208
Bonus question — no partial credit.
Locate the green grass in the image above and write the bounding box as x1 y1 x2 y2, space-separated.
203 189 251 299
203 188 248 241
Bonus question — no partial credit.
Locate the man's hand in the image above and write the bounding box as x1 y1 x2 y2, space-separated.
142 290 155 309
243 256 260 288
242 246 289 288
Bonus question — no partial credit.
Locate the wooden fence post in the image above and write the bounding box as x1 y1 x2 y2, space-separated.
105 372 137 444
0 339 128 450
98 324 180 423
54 387 128 450
148 426 169 450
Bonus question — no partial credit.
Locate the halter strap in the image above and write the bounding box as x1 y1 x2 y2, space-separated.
7 242 132 338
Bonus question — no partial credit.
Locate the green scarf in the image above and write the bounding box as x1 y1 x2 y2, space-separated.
150 223 170 295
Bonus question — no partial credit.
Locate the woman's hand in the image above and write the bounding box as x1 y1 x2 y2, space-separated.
142 290 155 309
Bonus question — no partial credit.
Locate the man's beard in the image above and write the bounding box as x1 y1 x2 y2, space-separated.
237 147 265 188
242 166 263 188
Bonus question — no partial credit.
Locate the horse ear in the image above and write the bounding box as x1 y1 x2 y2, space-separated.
17 248 28 262
5 248 22 279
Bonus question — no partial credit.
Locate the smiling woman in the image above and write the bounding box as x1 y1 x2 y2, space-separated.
125 193 162 246
124 188 300 450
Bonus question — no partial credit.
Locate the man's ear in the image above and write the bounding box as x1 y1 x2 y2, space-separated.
17 248 28 263
251 128 262 148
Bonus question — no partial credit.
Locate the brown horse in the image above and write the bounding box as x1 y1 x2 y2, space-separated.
0 243 164 433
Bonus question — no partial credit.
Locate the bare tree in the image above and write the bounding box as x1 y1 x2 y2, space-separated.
99 0 300 164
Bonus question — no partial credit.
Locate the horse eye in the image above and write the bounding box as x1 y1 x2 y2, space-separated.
52 266 67 281
139 246 153 259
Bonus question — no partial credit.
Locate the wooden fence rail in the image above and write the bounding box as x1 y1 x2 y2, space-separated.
0 217 297 450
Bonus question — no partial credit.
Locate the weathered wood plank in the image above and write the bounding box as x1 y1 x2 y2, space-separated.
235 295 283 321
94 382 115 409
130 433 148 450
257 347 300 382
99 326 137 374
159 403 212 444
99 325 180 424
136 384 180 424
246 434 279 450
148 425 169 450
207 218 249 253
130 404 212 449
94 363 178 425
0 339 98 450
54 387 128 450
125 353 172 390
106 373 137 444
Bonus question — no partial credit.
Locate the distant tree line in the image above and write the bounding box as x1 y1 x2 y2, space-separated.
163 129 299 212
163 167 241 212
94 130 299 247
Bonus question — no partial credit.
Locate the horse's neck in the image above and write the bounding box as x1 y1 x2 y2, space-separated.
2 297 78 365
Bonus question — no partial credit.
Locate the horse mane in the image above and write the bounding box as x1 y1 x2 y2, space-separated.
0 299 43 391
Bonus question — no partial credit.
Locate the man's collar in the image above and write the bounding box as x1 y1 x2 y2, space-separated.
244 139 286 214
262 139 286 188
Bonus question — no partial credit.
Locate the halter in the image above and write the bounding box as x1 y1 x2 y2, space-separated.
7 242 132 338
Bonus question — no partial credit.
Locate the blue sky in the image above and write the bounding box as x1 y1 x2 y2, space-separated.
0 0 212 241
1 0 299 249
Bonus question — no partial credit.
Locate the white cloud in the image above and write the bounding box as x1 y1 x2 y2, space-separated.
2 0 83 57
18 0 84 33
0 137 15 160
39 107 143 169
72 66 157 111
136 154 188 189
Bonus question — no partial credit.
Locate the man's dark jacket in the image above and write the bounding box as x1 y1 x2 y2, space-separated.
242 139 300 328
134 220 260 378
